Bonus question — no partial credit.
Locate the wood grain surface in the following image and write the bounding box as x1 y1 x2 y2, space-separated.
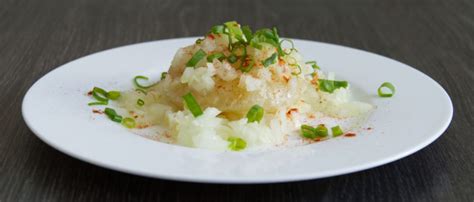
1 0 473 201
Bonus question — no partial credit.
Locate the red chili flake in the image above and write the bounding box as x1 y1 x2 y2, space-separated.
208 34 215 40
92 109 103 114
137 124 149 129
278 58 285 65
87 91 93 96
286 108 298 118
344 133 356 137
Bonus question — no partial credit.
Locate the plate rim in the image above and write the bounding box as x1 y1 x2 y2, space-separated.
22 37 454 184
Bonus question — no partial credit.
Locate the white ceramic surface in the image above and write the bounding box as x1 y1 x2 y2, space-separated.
22 38 453 183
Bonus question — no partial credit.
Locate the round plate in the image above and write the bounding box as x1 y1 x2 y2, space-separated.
22 38 453 183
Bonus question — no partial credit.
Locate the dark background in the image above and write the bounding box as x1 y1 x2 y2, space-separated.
1 0 473 201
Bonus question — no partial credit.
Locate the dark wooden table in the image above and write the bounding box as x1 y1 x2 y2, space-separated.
1 0 473 201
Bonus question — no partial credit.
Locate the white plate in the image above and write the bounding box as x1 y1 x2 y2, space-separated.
22 38 453 183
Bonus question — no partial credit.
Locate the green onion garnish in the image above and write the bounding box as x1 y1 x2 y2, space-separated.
88 101 108 106
195 38 203 44
107 91 121 100
185 49 207 68
279 39 295 55
137 99 145 106
210 25 225 34
315 124 328 137
134 76 156 89
135 88 147 95
92 87 108 102
291 64 302 76
227 137 247 151
300 124 328 139
227 54 238 63
240 57 255 72
318 79 348 93
246 105 264 123
378 82 396 97
104 108 123 123
224 21 245 43
331 125 344 137
122 117 136 128
305 61 320 70
182 92 203 117
301 124 317 138
242 25 253 42
207 53 226 62
263 53 277 67
161 72 168 80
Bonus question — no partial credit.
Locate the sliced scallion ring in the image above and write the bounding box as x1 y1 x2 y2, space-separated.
331 125 344 137
92 87 108 102
227 137 247 151
246 105 264 123
318 79 349 93
279 39 295 55
135 88 147 95
133 76 156 89
137 99 145 106
107 91 121 100
378 82 396 97
291 64 302 76
305 61 320 70
122 117 136 128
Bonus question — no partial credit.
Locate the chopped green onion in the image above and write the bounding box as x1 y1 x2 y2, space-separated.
227 54 238 63
331 125 344 137
301 124 317 138
263 53 277 67
182 92 203 117
195 38 203 44
378 82 396 97
305 61 320 70
224 21 245 43
185 49 207 68
291 64 302 76
210 25 225 34
122 117 136 128
318 79 348 93
240 57 255 72
107 91 121 100
135 88 147 95
161 72 168 80
137 99 145 106
104 108 122 123
227 137 247 151
92 87 108 102
315 124 328 137
279 39 295 55
134 76 156 89
88 100 108 106
242 25 253 42
207 53 226 62
300 124 328 139
246 105 264 123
